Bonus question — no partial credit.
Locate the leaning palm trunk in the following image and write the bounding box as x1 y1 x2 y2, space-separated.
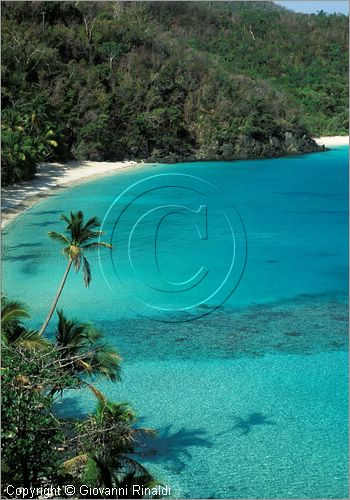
41 211 111 335
39 259 72 335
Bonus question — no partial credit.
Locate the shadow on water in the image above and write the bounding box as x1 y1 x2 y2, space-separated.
33 209 62 216
139 424 213 472
232 412 275 436
3 253 39 262
4 242 42 250
21 261 41 275
2 251 42 276
213 412 276 439
29 220 58 227
53 396 91 419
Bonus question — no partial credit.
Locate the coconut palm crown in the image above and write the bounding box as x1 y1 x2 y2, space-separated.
55 309 121 383
65 398 157 493
39 211 111 335
1 296 47 349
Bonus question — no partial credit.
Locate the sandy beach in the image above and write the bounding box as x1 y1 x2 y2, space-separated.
1 160 144 229
2 136 348 229
313 136 349 147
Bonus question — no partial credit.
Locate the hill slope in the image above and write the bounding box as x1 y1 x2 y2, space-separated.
1 1 348 181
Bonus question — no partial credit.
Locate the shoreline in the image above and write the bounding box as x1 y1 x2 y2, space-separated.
1 160 148 230
2 136 349 229
313 136 349 147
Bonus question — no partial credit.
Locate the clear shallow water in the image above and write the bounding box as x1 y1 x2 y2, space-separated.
56 352 348 499
3 147 349 498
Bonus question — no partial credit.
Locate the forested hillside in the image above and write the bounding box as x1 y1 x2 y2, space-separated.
1 1 348 183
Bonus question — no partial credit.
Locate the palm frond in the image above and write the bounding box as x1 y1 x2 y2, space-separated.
86 383 107 405
13 329 49 349
96 400 135 423
42 211 111 335
72 251 82 272
55 310 91 349
116 470 159 493
3 325 48 349
88 345 122 382
54 311 121 382
59 213 71 225
82 241 112 251
83 216 101 230
80 228 102 237
117 456 156 481
82 256 91 287
48 231 71 245
78 230 104 244
1 298 29 324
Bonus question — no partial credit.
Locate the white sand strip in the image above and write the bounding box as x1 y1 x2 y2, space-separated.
2 138 348 229
313 136 349 147
1 160 145 229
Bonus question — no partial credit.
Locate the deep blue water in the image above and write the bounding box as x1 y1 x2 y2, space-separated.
3 147 349 498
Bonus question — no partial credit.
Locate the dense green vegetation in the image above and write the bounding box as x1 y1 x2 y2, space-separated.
2 326 157 498
1 1 348 182
1 214 158 498
1 108 58 185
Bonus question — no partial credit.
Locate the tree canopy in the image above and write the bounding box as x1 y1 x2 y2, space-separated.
1 1 348 183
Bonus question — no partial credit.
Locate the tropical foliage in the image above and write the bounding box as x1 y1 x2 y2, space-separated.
54 309 121 383
70 399 157 495
1 210 157 498
1 1 348 183
1 300 156 498
1 108 58 184
1 296 47 349
1 347 69 491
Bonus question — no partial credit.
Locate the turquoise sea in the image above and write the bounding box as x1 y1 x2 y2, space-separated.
3 147 349 498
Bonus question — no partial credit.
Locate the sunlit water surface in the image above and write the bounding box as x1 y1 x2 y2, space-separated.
3 147 348 498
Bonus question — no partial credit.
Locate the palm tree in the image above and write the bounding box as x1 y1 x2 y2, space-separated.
2 327 48 349
65 399 157 498
1 297 29 332
39 211 111 335
1 108 58 185
54 309 121 382
1 297 47 349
